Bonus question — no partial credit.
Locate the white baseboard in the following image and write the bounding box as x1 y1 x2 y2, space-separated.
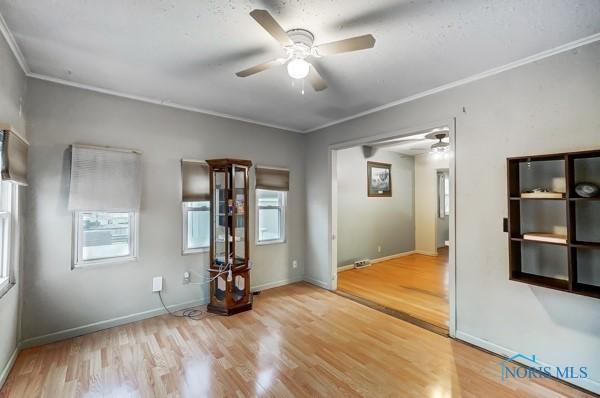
337 251 417 272
304 276 330 289
251 276 303 292
20 297 208 349
414 250 438 256
0 344 20 390
456 331 600 395
20 277 305 350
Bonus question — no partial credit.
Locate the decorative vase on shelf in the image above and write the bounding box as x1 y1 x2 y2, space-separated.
575 182 600 198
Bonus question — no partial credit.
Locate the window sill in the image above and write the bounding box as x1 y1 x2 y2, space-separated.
256 239 286 246
182 247 209 255
73 256 138 269
0 279 15 301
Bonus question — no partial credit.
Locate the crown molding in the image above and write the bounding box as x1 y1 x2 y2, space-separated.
303 32 600 133
0 11 29 74
2 7 599 134
27 73 302 132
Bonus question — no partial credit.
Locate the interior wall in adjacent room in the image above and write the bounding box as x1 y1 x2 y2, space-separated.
336 146 415 267
305 41 600 393
23 78 306 344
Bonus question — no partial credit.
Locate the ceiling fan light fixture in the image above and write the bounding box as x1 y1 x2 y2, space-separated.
287 58 310 79
430 133 449 153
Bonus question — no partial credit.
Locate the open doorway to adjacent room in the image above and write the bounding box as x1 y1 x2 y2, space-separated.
330 124 455 334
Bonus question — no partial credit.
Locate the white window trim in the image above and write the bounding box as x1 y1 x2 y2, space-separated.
72 211 138 269
182 202 210 255
0 182 16 299
256 190 287 246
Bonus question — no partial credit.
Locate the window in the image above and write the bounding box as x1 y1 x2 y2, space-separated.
73 211 137 267
183 201 210 253
0 181 13 294
256 189 286 244
438 171 450 218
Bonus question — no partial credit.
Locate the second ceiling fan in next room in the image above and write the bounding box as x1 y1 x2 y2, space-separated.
236 10 376 92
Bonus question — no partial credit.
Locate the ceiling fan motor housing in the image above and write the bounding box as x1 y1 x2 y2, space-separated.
286 29 315 59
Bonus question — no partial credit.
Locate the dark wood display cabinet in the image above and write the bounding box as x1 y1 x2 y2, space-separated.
507 149 600 299
206 159 253 315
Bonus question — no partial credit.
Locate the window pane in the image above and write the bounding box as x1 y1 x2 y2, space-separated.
187 209 209 249
257 190 281 207
444 176 450 215
0 216 6 279
80 212 131 261
258 208 281 241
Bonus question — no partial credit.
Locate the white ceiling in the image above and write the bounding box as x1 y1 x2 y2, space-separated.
1 0 599 132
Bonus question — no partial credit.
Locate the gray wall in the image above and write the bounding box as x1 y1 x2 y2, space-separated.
0 33 26 380
23 79 305 343
336 147 414 267
306 42 600 392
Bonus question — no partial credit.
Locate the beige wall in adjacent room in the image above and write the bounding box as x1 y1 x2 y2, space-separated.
414 153 450 255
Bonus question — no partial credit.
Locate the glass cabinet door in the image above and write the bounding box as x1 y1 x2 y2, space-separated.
233 165 247 266
213 170 227 266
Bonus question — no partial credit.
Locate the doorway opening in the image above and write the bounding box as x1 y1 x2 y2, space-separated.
329 121 456 336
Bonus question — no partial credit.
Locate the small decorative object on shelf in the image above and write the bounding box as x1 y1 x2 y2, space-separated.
520 189 564 199
507 149 600 299
575 182 599 198
206 159 253 315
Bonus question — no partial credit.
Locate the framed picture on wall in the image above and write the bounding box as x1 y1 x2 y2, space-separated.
367 161 392 197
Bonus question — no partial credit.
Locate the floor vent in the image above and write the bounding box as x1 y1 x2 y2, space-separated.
354 259 371 269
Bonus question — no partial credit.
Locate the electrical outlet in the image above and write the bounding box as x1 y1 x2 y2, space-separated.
377 245 382 253
183 271 190 284
152 276 163 292
292 260 298 269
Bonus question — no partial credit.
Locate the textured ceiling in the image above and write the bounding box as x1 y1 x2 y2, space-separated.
1 0 599 132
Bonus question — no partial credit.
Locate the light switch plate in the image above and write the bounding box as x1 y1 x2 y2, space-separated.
152 276 163 292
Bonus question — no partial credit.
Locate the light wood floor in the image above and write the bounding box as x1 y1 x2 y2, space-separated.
338 248 449 330
1 283 592 398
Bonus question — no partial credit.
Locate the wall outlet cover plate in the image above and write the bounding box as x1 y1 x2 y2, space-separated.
152 276 163 292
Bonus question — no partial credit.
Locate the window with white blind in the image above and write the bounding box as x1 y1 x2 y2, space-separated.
69 145 142 267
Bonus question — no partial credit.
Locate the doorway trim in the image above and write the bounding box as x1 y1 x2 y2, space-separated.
328 117 457 337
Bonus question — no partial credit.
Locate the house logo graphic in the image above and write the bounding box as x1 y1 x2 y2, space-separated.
498 353 588 382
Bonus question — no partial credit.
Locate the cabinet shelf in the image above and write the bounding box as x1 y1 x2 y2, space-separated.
510 236 567 247
507 149 600 299
569 197 600 201
510 272 569 291
570 241 600 249
509 197 565 201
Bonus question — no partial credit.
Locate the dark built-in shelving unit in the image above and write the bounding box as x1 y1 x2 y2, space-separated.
507 149 600 299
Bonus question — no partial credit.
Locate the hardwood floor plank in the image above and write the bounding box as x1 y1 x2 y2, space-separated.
338 247 449 329
0 282 594 397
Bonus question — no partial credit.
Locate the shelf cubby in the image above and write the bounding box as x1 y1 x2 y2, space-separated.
507 149 600 299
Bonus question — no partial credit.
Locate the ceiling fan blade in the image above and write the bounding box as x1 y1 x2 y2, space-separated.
249 10 293 47
315 34 376 56
308 64 327 91
235 59 284 77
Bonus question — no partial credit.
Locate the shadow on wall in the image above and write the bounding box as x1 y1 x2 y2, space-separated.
532 288 600 338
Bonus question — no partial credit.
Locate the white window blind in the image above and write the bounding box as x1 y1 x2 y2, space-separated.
68 145 142 211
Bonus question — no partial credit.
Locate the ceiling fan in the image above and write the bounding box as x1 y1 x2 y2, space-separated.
236 10 376 92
